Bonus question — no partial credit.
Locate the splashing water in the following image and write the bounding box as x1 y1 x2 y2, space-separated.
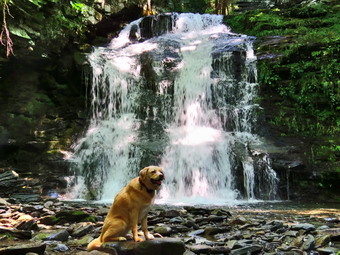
67 13 279 204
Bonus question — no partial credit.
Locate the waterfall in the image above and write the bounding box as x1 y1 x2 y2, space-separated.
68 13 279 204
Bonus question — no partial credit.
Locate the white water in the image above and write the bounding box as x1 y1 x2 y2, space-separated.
67 13 279 205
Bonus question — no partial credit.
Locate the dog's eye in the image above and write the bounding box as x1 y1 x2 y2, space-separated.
151 170 156 174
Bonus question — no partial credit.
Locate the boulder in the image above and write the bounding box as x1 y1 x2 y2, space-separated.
101 238 185 255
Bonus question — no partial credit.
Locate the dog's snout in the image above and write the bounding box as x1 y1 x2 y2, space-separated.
159 172 164 180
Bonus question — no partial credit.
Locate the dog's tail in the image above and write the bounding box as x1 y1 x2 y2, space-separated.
87 237 102 251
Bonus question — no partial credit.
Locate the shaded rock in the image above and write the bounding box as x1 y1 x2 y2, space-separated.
316 228 340 240
187 244 212 254
183 207 210 215
160 209 181 218
229 216 248 226
315 235 330 248
16 219 38 231
39 215 58 225
230 245 262 255
316 247 339 254
0 242 46 255
211 208 232 217
204 226 229 236
301 234 315 251
0 227 32 239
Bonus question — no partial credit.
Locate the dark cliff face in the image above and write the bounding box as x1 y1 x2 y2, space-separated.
0 1 144 196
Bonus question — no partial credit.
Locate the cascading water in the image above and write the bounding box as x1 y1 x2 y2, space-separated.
68 13 279 204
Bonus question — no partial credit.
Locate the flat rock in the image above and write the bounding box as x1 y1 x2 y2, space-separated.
291 223 315 232
316 228 340 239
0 242 46 255
101 238 185 255
230 245 262 255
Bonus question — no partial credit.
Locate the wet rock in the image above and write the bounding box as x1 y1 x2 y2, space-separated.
0 242 46 255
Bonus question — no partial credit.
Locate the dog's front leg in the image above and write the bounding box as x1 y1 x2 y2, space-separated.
141 217 154 240
131 211 143 242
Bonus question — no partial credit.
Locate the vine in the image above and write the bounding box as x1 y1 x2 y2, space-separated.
0 0 14 57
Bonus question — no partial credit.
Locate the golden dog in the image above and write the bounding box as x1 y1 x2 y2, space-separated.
87 166 164 251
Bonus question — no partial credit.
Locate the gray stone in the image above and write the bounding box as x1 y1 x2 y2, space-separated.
71 223 94 238
45 229 70 241
187 244 211 254
154 225 172 236
291 223 315 232
284 231 299 237
53 243 69 252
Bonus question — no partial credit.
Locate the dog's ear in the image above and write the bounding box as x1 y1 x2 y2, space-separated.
139 167 149 179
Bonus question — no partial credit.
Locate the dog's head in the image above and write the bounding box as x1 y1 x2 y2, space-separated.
139 166 165 191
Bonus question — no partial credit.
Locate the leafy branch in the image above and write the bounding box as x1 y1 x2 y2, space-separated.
0 0 14 57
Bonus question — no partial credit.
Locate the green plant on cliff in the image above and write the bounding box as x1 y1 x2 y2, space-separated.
225 2 339 138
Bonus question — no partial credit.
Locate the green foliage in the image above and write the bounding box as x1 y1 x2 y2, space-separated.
227 2 339 138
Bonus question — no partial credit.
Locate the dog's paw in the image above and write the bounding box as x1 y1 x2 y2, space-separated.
154 233 164 238
134 237 144 242
145 233 154 240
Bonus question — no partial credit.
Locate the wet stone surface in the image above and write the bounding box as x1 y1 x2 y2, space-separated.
0 198 339 255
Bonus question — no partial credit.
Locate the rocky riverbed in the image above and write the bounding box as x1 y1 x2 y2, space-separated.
0 197 339 255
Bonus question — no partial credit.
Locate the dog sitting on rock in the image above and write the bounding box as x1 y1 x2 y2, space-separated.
87 166 165 251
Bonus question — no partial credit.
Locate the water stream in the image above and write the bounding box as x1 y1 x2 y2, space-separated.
68 13 279 204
